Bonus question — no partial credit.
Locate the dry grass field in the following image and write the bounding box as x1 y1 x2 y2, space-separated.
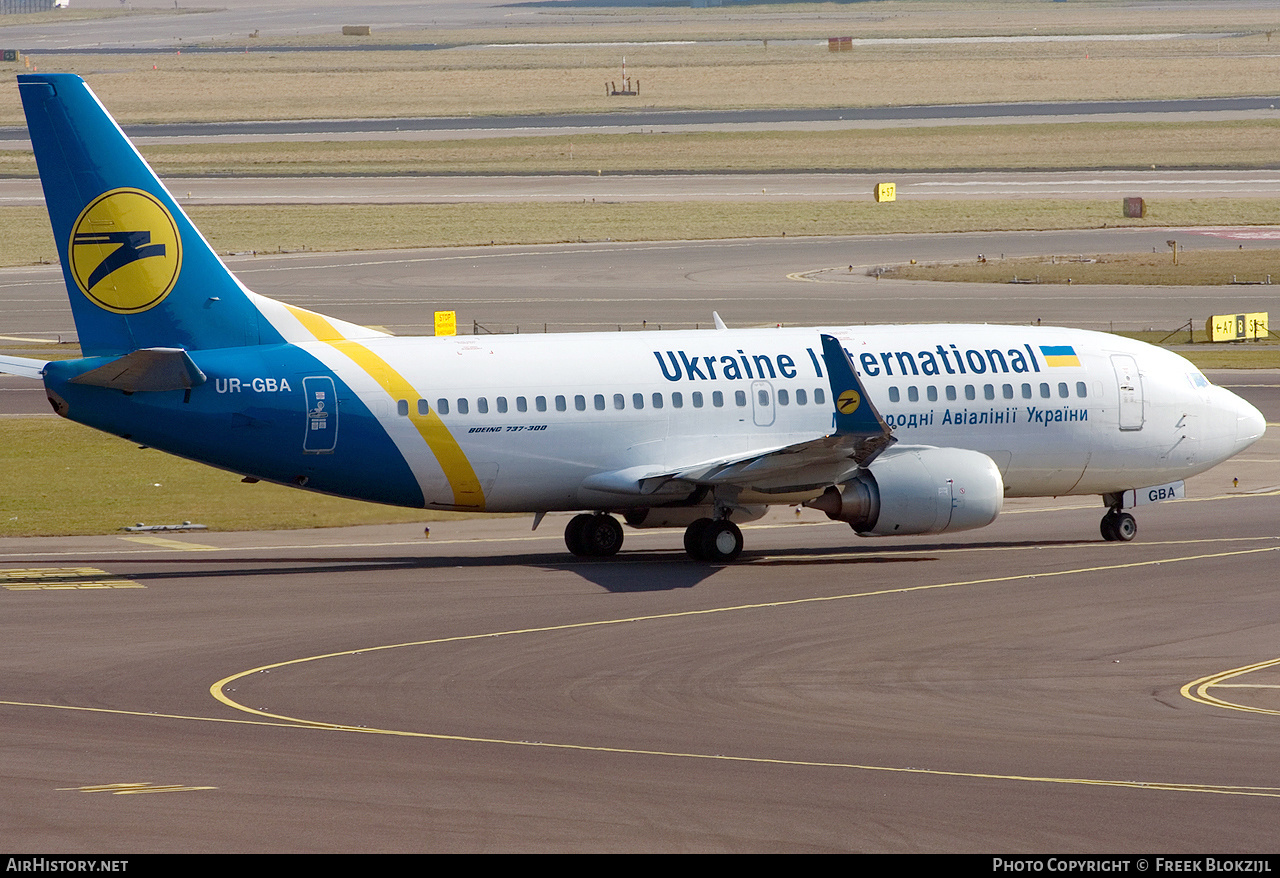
4 1 1280 124
2 119 1274 179
8 198 1280 268
885 249 1280 285
2 37 1277 124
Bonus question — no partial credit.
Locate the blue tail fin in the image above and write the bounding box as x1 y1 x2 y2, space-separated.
19 74 282 357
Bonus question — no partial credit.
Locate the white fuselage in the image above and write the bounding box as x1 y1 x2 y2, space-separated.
286 322 1263 513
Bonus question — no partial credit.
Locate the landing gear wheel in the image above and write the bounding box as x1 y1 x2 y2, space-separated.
583 513 624 556
565 513 623 557
683 518 713 560
698 520 743 563
1113 512 1137 541
565 513 594 556
1100 510 1136 542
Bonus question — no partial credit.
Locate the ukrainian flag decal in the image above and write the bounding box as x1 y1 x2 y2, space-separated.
1039 345 1081 368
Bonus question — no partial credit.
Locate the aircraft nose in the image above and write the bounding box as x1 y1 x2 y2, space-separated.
1234 393 1266 450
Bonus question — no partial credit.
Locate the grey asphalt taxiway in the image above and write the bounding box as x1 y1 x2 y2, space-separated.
3 228 1280 851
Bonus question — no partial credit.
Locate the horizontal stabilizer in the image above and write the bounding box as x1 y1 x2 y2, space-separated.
0 354 48 380
69 347 207 392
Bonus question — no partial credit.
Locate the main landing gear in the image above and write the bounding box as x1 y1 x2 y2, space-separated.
564 512 624 557
1100 508 1137 542
562 512 746 562
682 517 744 562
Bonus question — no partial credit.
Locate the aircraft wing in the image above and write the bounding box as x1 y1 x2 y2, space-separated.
585 334 896 496
0 354 48 380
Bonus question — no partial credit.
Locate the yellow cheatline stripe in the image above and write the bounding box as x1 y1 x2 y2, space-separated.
284 304 484 509
1181 657 1280 716
197 544 1280 798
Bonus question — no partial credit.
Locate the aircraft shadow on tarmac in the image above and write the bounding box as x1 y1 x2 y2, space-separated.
82 537 1096 593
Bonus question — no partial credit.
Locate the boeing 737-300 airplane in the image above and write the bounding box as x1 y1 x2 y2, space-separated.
0 74 1266 561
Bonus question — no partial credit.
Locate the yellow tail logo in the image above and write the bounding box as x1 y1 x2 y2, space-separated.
69 188 182 313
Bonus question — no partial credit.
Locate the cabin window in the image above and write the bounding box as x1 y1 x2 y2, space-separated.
814 389 825 405
926 385 938 402
397 399 409 416
1076 382 1087 398
965 385 976 401
632 393 644 410
983 384 994 401
907 386 919 403
1039 383 1050 399
888 387 900 403
796 389 807 405
594 394 605 411
757 389 769 406
693 391 705 408
437 398 449 415
652 392 664 409
536 396 547 413
574 394 586 411
1058 382 1069 399
477 397 489 414
457 398 469 415
946 385 957 401
672 392 684 409
516 396 527 413
735 390 747 407
713 391 724 408
613 393 625 410
778 389 789 406
417 399 430 415
1002 384 1013 400
555 395 567 412
1021 383 1032 399
496 396 508 414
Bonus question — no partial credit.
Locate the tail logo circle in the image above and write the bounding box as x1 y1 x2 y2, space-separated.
837 389 861 414
69 188 182 314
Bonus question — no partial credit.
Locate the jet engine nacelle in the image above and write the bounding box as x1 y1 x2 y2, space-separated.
807 447 1003 536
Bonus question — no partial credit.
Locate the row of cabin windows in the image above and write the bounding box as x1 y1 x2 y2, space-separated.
395 388 829 417
886 381 1090 404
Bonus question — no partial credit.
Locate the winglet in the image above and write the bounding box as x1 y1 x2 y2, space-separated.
712 311 728 331
819 334 894 463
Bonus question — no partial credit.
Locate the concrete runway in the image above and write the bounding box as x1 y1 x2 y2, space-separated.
2 229 1280 851
2 472 1279 852
7 171 1280 206
4 227 1279 344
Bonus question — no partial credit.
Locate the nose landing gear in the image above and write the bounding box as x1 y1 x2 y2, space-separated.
1100 509 1137 542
